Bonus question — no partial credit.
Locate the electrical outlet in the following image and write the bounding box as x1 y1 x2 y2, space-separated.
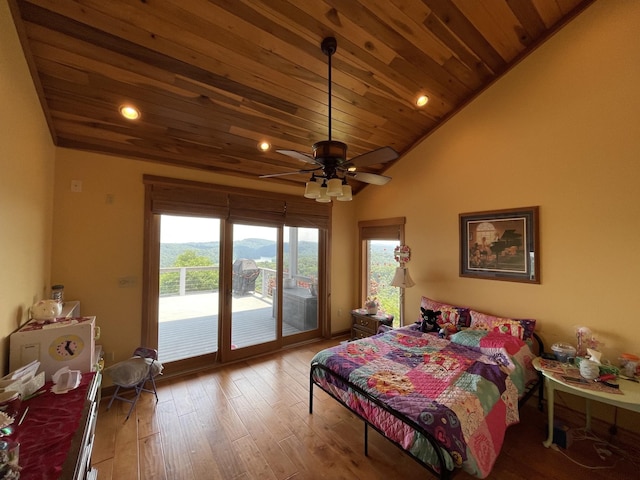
71 179 82 192
338 308 343 318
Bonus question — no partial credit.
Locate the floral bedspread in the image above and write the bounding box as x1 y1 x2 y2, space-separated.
310 326 537 478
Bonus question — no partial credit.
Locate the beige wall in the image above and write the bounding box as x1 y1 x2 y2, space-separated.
0 0 56 374
356 1 640 429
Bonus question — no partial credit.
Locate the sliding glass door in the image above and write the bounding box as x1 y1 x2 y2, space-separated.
155 217 322 364
230 224 278 349
282 226 319 336
157 215 220 363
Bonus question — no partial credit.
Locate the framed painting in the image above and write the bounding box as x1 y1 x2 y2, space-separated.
459 206 539 283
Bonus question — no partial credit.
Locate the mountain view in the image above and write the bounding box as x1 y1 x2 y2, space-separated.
160 239 319 267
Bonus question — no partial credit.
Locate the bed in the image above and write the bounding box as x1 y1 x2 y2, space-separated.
309 297 543 479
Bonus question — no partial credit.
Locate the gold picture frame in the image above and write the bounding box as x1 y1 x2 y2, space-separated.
459 206 539 283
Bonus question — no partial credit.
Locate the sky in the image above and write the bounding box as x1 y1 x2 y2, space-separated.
160 216 266 243
160 215 317 243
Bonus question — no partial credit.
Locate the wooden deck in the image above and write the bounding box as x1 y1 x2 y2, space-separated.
158 293 302 362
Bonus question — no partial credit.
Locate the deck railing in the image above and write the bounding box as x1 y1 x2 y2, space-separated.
159 266 315 299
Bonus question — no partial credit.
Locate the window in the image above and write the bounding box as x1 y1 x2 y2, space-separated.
358 218 405 327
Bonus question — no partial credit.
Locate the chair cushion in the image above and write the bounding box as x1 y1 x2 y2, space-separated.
105 357 163 386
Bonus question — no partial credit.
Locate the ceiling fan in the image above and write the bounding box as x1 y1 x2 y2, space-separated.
260 37 398 202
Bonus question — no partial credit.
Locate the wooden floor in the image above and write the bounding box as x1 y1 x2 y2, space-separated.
93 339 640 480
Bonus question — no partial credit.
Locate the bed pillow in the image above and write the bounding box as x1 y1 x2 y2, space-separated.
469 309 536 341
449 328 488 348
451 329 525 352
418 296 471 332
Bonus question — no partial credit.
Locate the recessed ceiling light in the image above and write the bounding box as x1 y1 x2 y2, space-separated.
416 95 429 107
119 104 140 120
258 141 271 152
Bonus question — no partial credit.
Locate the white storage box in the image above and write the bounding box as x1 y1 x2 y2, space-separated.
10 316 99 381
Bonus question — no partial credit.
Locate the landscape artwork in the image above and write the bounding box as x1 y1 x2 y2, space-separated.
459 207 539 283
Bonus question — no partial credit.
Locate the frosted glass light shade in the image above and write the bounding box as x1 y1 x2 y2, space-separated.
390 267 415 288
326 178 343 196
336 183 352 201
304 179 321 198
316 184 331 203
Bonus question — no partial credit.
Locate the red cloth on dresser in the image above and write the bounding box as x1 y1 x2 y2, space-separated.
9 373 94 479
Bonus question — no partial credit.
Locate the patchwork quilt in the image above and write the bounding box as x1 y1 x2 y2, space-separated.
310 325 537 478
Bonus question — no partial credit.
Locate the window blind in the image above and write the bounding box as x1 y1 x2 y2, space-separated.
144 175 331 229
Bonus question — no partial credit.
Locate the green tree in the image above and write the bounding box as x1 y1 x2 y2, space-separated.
160 250 218 295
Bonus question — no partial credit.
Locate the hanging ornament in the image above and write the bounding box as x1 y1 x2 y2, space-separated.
394 245 411 265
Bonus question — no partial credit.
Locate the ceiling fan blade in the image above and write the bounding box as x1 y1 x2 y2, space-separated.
347 146 398 168
347 171 392 185
259 167 319 179
275 149 316 164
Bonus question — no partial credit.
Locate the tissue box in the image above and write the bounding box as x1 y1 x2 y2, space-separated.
0 371 45 398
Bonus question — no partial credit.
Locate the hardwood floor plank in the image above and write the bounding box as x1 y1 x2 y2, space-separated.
92 457 114 480
136 392 161 438
167 376 197 417
155 400 196 479
178 411 226 479
232 434 279 479
227 392 299 478
93 402 118 464
110 404 140 479
139 433 167 480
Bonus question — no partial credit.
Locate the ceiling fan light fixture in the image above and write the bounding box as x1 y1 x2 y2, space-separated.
304 176 321 198
257 141 271 152
326 177 343 196
336 182 352 201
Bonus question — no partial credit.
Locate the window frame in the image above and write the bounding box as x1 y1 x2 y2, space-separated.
358 217 406 319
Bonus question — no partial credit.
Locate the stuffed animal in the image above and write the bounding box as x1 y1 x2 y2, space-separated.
419 308 441 333
438 322 457 339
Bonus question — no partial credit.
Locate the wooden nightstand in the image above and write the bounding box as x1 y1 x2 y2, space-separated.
351 310 393 340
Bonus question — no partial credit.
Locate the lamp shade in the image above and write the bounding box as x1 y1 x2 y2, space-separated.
304 178 321 198
390 267 415 288
316 182 331 203
336 183 352 201
326 177 343 196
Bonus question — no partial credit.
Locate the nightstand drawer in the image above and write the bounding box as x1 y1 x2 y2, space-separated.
351 326 372 340
350 310 393 340
353 315 376 331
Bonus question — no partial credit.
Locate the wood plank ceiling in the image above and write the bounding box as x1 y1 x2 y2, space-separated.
9 0 594 195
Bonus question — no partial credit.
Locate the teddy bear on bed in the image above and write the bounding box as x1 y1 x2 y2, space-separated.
419 307 441 333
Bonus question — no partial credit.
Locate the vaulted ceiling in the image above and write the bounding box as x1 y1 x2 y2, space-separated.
9 0 593 194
